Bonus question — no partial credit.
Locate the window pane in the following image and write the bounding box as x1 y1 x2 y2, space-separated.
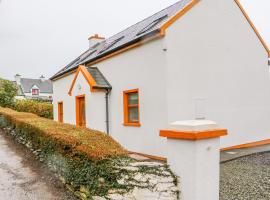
128 107 139 122
128 93 138 105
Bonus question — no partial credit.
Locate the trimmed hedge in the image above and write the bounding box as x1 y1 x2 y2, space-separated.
0 107 136 198
0 107 126 160
14 100 53 119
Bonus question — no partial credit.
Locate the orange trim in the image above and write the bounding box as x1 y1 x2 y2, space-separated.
234 0 270 57
88 34 105 40
58 101 63 123
68 65 97 96
160 0 200 36
86 34 163 67
75 94 86 127
123 89 140 127
160 129 227 140
52 0 269 82
123 122 141 127
221 139 270 151
128 151 167 162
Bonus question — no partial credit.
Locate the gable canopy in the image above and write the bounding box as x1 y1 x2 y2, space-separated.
68 65 111 96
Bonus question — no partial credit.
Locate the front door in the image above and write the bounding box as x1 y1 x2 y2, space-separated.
58 102 63 123
76 96 86 127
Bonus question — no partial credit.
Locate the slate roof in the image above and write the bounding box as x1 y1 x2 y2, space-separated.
20 78 53 93
87 67 112 89
51 0 192 80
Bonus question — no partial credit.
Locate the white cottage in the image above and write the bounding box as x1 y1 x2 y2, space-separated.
15 74 53 102
51 0 270 159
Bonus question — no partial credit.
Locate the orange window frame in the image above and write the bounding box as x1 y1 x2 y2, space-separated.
58 101 63 123
123 89 141 127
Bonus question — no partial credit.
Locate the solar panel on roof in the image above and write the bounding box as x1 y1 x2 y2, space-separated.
65 57 80 70
51 0 193 80
79 50 97 63
99 36 125 54
136 15 168 36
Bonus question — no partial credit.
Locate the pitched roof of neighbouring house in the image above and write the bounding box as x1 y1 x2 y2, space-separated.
51 0 193 80
20 78 53 93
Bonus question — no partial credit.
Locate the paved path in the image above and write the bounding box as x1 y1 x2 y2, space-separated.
0 130 76 200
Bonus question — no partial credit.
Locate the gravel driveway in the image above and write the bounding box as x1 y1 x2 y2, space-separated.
0 129 76 200
220 152 270 200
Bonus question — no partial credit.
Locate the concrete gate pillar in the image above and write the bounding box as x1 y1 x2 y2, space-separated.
160 120 228 200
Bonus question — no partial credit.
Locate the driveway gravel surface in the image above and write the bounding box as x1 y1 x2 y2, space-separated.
220 152 270 200
0 129 76 200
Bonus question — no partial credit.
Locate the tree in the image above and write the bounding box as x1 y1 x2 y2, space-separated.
0 78 17 107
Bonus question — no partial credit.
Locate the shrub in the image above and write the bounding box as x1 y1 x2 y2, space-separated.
0 107 131 198
14 100 53 119
0 78 17 108
0 107 126 160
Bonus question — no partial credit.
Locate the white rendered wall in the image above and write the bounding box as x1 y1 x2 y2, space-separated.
53 73 76 124
164 0 270 148
53 39 168 157
52 0 270 155
89 39 168 157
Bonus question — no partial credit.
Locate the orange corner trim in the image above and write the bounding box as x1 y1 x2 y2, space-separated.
68 65 97 96
56 0 269 82
160 129 228 140
221 138 270 151
160 0 200 36
234 0 270 57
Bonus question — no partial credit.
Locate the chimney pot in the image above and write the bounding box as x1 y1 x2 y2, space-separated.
88 34 105 48
40 75 46 82
15 74 21 85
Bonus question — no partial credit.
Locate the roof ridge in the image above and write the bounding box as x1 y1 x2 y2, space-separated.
102 1 182 41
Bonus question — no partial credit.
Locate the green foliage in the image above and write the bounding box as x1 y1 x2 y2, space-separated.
14 100 53 119
0 107 127 161
0 107 178 199
0 107 131 198
0 78 17 108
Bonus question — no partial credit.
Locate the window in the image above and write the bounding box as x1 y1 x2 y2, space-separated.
32 89 39 95
58 102 63 123
123 89 140 126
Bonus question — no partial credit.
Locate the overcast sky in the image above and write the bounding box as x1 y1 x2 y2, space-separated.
0 0 269 80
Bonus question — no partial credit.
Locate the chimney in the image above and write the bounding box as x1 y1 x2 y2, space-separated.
88 34 105 48
40 75 46 82
14 74 21 85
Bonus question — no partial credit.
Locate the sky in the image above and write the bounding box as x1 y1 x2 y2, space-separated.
0 0 269 80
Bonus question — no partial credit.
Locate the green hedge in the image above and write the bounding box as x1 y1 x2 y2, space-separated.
0 107 130 198
0 78 17 108
14 100 53 119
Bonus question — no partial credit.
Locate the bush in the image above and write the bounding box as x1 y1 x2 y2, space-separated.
14 100 53 119
0 107 131 198
0 107 126 160
0 78 17 108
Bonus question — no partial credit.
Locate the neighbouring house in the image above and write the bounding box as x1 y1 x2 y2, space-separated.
51 0 270 159
14 74 53 102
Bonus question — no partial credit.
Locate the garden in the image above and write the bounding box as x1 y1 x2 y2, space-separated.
0 78 179 199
